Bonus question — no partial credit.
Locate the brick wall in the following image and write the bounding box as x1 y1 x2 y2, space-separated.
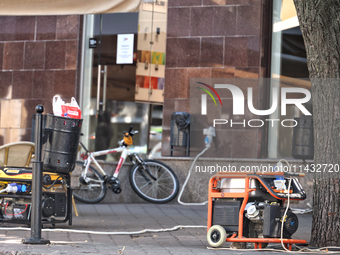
0 15 82 145
162 0 271 158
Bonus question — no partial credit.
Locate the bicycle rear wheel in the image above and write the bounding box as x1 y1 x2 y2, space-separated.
129 159 179 203
71 161 107 204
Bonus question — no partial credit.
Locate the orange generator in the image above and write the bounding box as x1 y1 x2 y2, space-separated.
207 171 307 250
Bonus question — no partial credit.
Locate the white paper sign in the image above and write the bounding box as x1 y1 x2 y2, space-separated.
116 34 134 64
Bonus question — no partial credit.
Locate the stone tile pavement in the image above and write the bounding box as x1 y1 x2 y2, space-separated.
0 204 315 255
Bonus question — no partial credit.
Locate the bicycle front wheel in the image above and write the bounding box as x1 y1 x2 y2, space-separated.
129 159 179 203
71 161 107 204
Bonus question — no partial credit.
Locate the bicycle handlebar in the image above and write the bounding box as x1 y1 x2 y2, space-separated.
125 125 138 137
120 126 138 146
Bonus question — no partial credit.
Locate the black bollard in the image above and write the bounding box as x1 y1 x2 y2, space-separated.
22 105 50 245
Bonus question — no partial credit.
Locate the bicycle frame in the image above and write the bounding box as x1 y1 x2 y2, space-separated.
80 142 147 183
82 146 130 181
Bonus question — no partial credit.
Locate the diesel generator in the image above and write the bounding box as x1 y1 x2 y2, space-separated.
207 171 307 250
0 167 72 226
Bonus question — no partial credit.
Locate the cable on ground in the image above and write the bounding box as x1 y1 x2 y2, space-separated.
0 225 207 235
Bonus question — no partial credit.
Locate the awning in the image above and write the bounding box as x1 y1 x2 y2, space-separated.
0 0 141 15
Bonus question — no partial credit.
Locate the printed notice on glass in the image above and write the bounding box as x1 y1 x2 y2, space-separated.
116 34 134 64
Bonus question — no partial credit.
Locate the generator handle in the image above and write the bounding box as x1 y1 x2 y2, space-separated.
251 174 306 200
283 172 305 177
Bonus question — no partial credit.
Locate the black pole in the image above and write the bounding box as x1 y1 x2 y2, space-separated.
22 105 50 245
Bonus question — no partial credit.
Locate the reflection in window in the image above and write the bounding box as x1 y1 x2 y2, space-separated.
268 0 311 158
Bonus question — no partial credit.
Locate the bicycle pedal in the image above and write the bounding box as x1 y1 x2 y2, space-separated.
112 188 122 194
109 177 121 193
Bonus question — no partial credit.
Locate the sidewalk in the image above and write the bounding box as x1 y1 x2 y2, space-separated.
0 203 312 255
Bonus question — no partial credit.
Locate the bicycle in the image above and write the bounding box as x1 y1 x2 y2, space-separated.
71 126 179 204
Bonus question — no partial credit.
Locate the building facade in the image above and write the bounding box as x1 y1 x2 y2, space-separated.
0 0 310 161
0 16 82 145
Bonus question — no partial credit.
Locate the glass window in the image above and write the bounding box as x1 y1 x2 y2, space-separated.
268 0 312 158
80 2 168 161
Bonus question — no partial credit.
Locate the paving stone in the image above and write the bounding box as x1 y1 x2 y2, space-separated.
0 204 312 255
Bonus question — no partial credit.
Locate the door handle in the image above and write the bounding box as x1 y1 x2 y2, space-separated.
102 65 108 111
96 65 108 113
96 64 102 113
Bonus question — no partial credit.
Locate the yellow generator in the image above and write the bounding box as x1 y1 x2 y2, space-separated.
0 167 72 226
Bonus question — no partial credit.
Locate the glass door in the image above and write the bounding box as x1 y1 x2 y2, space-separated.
82 13 149 161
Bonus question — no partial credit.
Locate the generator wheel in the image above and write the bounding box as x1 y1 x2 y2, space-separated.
207 225 227 247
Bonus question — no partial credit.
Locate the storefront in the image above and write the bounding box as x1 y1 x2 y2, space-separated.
80 1 168 160
0 0 311 161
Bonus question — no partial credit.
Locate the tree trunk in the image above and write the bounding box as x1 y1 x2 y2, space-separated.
293 0 340 247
